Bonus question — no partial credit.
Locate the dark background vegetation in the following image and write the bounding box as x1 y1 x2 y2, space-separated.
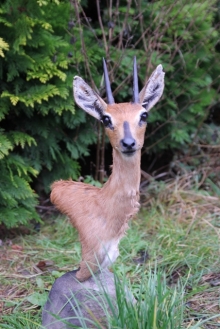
0 0 220 228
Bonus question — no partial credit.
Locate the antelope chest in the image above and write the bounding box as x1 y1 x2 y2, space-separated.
116 188 140 221
101 189 140 239
101 239 120 268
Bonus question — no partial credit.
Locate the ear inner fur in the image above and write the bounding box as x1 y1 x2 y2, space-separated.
73 76 107 120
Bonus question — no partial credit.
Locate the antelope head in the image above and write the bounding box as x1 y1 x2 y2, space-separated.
73 57 165 158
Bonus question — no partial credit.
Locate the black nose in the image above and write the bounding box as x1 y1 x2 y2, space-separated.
121 121 136 153
121 137 136 150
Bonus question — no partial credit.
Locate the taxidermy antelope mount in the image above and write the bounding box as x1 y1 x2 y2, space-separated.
51 57 165 282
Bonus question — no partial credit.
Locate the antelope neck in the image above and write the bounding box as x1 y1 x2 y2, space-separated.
102 148 141 195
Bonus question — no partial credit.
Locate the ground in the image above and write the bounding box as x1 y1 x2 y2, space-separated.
0 181 220 328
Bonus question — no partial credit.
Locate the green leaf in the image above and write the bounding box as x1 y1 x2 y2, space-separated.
26 292 48 306
36 277 45 289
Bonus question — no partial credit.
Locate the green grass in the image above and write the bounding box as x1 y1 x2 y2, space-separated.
0 195 220 328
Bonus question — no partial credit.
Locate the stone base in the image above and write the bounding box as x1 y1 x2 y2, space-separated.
42 269 116 329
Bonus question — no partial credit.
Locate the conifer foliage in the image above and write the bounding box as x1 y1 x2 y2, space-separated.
0 0 96 227
0 0 220 228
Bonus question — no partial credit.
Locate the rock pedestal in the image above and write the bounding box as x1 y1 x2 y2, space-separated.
42 269 116 329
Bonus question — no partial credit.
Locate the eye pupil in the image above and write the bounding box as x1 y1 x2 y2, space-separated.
103 116 110 124
102 115 112 128
140 112 148 122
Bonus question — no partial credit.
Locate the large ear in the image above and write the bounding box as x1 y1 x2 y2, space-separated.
73 76 107 120
139 64 165 111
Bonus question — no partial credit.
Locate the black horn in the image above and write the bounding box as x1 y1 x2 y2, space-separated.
132 56 140 103
103 58 115 104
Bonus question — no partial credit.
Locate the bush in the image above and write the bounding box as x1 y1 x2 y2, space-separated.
0 0 219 227
0 0 97 227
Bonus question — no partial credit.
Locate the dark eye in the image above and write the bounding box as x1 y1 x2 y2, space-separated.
140 112 148 123
102 115 113 129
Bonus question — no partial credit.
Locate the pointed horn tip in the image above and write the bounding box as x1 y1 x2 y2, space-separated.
133 56 137 68
102 57 115 104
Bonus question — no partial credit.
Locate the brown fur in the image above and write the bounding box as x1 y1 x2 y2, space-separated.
51 63 164 281
51 104 145 281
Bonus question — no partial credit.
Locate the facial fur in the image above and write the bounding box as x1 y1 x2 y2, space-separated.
102 103 148 155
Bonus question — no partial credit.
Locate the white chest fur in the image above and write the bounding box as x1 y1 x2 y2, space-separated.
101 240 120 269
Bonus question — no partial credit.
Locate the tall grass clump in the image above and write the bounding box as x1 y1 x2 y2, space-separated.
110 269 184 329
40 268 185 329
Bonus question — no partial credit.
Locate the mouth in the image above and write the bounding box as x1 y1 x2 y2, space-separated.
121 150 136 156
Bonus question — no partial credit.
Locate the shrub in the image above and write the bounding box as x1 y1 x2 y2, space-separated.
0 0 97 227
0 0 219 227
